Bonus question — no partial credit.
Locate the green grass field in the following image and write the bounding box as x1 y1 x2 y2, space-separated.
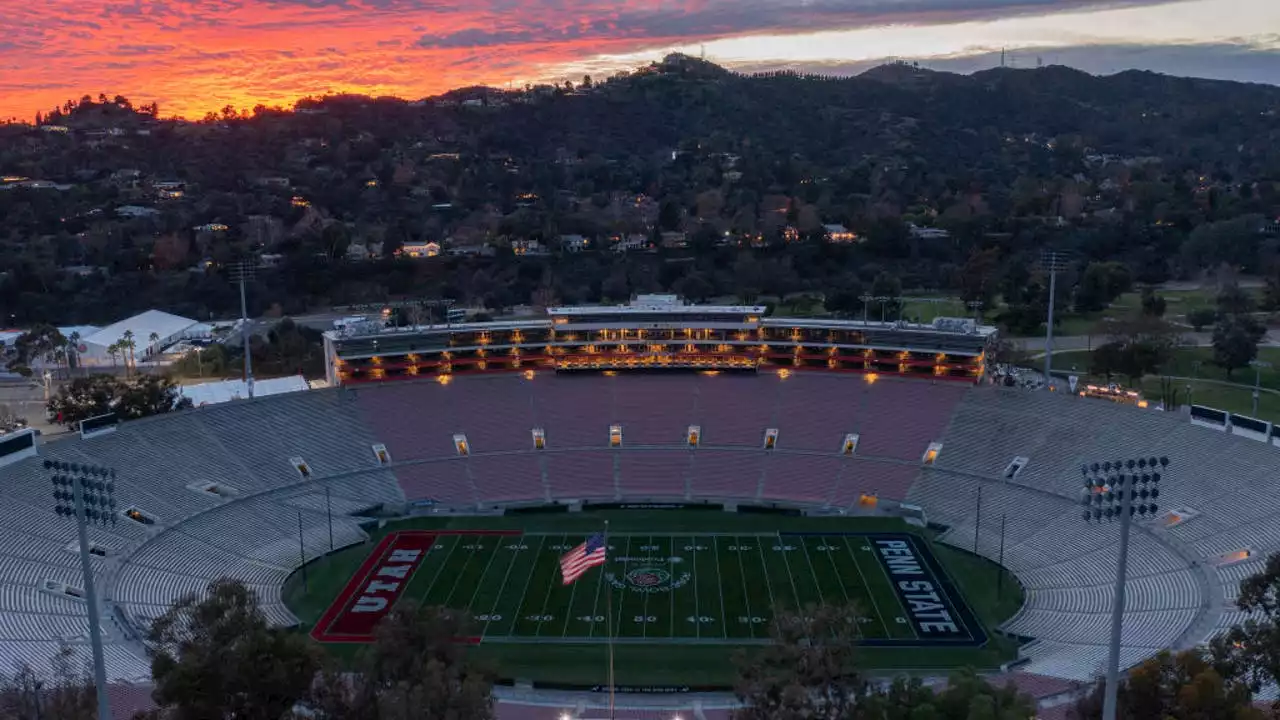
284 511 1023 685
1048 346 1280 422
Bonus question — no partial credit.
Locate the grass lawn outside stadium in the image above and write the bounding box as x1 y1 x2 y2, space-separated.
283 510 1025 687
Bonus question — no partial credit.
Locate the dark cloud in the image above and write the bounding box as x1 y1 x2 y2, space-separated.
417 0 1171 49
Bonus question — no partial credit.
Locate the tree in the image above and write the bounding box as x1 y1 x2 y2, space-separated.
308 603 495 720
1140 287 1166 317
1089 316 1180 385
1187 307 1217 332
1073 261 1132 314
120 330 137 377
46 374 191 428
66 331 82 376
1212 315 1263 378
46 374 119 427
117 374 193 419
732 603 867 720
148 331 162 364
869 271 903 321
5 323 67 375
1071 649 1262 719
1210 552 1280 699
147 579 321 720
0 648 95 720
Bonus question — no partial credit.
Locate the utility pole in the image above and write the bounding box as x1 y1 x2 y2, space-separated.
1041 250 1070 391
230 260 256 398
1251 360 1272 416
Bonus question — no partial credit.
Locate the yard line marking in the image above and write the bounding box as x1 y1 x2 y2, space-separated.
559 533 584 638
533 534 566 636
641 535 652 640
483 534 524 638
690 534 700 640
816 535 858 640
583 534 610 639
734 535 755 639
775 532 803 613
841 535 895 639
820 536 854 604
461 534 505 611
611 535 636 642
797 533 828 616
506 534 547 638
669 536 677 641
419 535 461 605
711 535 729 638
756 536 778 617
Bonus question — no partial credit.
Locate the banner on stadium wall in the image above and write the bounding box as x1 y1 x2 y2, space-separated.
582 502 721 511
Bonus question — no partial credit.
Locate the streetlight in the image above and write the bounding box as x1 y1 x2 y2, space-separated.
1250 360 1271 416
45 459 115 720
1079 456 1168 720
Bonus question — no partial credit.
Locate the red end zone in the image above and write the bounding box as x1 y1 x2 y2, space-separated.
310 530 518 643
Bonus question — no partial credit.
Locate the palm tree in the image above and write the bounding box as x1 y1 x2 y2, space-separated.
66 332 81 377
148 332 161 372
107 343 120 369
121 330 136 377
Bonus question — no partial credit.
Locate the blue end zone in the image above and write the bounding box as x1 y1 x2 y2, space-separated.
780 532 987 647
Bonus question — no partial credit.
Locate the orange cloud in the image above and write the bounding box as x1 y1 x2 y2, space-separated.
0 0 1253 121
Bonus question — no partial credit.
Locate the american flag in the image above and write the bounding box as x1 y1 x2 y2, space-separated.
560 533 607 585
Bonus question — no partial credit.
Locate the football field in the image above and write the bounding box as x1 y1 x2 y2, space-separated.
311 529 984 648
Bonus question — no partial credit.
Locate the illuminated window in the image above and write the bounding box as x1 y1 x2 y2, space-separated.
532 428 546 450
372 443 390 465
687 425 701 448
858 493 878 507
453 434 470 456
841 434 860 456
763 428 778 450
609 425 623 448
921 442 943 466
122 506 157 526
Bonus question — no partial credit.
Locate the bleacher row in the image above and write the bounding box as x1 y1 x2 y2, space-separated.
357 372 960 506
922 386 1280 681
0 371 1271 703
0 390 401 681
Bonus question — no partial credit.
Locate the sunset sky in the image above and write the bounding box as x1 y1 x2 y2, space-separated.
2 0 1277 122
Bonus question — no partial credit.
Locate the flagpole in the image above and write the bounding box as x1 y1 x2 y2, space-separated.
604 519 616 720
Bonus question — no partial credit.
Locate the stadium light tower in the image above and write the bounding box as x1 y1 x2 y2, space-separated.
45 459 115 720
230 259 256 398
1040 250 1070 391
1078 456 1168 720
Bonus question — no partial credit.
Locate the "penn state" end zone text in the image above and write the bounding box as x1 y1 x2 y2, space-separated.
872 538 968 640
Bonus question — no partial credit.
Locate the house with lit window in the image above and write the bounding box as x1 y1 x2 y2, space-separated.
824 224 859 243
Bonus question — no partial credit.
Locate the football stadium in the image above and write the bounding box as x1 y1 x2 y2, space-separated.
0 295 1268 717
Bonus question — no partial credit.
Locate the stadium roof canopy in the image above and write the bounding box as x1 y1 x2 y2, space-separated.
82 310 199 350
180 375 311 406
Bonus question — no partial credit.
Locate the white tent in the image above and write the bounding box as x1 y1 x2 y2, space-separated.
79 310 199 366
180 375 311 406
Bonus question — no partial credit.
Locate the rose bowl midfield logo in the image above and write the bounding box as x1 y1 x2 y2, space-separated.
606 562 691 594
628 567 671 588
